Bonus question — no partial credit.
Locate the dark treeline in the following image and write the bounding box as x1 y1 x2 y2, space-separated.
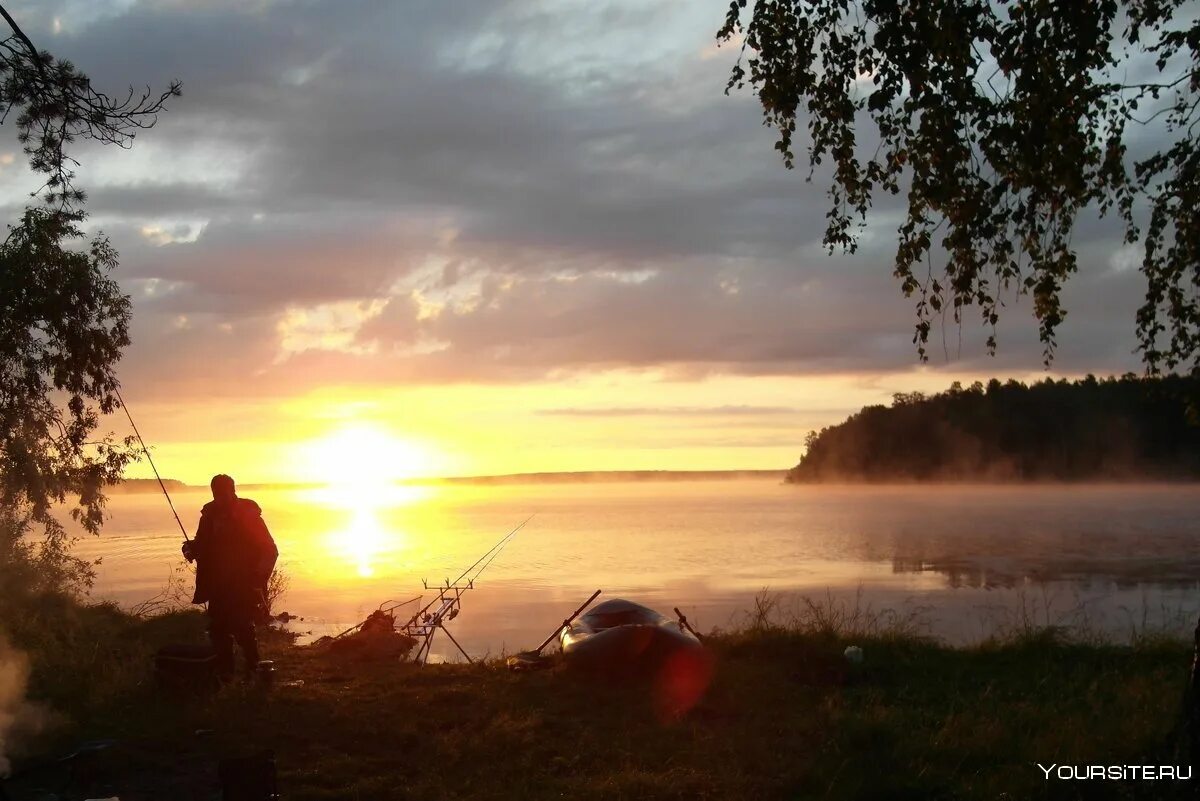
787 375 1200 482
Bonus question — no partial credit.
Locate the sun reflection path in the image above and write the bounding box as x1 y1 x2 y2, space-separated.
296 423 441 580
305 482 432 580
343 507 384 577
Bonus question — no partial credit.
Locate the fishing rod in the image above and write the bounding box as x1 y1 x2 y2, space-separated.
114 386 189 542
398 514 534 664
397 513 534 624
448 514 533 585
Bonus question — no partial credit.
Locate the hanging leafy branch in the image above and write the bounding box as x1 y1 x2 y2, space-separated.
718 0 1199 372
0 5 179 591
0 5 180 213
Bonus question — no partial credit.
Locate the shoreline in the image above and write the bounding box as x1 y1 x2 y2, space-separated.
3 601 1193 800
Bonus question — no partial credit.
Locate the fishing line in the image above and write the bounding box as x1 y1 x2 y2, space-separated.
471 527 519 581
113 386 189 542
401 515 534 626
452 514 534 585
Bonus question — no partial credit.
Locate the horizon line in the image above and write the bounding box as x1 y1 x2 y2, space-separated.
116 468 789 489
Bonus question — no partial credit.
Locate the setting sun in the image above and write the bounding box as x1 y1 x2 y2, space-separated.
293 423 439 578
299 423 440 487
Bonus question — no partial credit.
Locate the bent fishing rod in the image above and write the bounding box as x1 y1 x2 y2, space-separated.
114 386 189 542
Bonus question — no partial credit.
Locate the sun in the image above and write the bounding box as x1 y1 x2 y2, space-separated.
302 423 436 488
295 422 444 509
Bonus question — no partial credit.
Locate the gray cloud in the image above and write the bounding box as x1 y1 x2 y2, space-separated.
0 0 1153 400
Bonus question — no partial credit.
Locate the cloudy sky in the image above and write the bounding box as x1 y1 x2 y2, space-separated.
3 0 1147 483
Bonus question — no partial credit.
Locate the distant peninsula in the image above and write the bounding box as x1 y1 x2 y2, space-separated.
107 477 190 493
109 470 786 491
417 470 785 485
788 375 1200 483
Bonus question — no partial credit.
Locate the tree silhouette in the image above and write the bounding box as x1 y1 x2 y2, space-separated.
718 1 1199 372
0 5 179 590
788 374 1200 482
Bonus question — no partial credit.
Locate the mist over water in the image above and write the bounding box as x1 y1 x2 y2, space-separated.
76 480 1200 660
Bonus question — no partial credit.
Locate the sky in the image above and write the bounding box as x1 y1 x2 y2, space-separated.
2 0 1151 484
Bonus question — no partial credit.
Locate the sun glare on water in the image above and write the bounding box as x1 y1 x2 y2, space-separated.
298 424 439 577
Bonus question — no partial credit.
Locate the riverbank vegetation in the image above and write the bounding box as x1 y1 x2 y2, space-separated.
2 590 1195 800
789 374 1200 483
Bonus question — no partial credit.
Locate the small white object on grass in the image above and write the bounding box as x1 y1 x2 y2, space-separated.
844 645 864 664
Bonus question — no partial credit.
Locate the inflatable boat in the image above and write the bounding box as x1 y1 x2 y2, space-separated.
560 598 702 671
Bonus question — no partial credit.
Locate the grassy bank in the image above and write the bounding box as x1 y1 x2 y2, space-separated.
3 601 1196 800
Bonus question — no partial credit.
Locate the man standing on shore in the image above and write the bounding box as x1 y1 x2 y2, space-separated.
182 474 279 680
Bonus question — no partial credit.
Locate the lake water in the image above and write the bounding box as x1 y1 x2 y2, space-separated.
75 481 1200 661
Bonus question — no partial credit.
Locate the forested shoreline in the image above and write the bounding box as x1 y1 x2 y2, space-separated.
787 375 1200 482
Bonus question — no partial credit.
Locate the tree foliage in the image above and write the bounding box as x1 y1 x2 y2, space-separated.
718 1 1199 371
788 374 1200 481
0 7 178 590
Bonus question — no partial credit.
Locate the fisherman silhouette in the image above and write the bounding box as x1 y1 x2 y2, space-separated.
182 474 278 680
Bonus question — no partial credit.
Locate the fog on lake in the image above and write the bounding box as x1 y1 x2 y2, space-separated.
76 480 1200 661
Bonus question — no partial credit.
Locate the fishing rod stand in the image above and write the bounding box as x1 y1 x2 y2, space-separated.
400 577 476 664
382 515 531 665
434 622 473 664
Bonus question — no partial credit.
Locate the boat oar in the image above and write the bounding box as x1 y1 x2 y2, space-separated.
507 589 602 670
674 607 704 643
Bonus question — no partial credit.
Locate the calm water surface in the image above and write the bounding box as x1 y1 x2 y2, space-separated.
75 481 1200 660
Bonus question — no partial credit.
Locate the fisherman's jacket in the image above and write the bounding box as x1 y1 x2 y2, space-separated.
191 496 279 606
